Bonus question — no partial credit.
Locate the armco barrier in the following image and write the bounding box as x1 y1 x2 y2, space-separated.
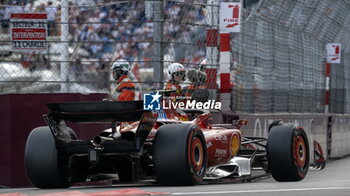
0 93 109 188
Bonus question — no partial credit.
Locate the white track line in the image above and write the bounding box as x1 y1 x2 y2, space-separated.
172 187 350 195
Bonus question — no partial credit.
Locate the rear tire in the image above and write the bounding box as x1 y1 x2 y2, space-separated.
25 127 71 188
267 123 309 181
154 124 207 185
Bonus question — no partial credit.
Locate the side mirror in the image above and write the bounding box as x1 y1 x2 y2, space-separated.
235 119 247 129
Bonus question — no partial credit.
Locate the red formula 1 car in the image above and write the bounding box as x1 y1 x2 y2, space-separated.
24 101 325 188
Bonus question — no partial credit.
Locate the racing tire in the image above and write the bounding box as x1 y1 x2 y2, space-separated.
25 126 71 188
154 124 207 186
267 123 309 181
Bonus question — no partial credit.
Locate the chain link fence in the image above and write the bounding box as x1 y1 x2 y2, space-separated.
231 0 350 113
1 0 350 113
0 0 210 96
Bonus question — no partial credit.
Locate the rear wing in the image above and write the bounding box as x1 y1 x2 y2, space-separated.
43 101 157 153
46 101 145 122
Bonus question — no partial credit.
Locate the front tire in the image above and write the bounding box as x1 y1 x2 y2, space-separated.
267 123 309 181
153 124 207 185
25 127 71 188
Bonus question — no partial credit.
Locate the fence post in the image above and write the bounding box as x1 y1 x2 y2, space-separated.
60 0 69 92
152 0 164 89
325 62 331 113
206 0 219 100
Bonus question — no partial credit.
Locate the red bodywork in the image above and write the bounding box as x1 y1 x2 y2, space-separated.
119 108 242 168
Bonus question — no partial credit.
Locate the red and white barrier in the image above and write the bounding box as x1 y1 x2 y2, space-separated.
218 2 242 110
219 33 232 109
205 0 219 100
205 29 219 91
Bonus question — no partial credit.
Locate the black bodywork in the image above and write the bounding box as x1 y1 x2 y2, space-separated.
43 101 157 183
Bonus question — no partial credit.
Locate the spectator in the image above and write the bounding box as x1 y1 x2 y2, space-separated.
3 0 24 33
45 1 57 36
5 0 207 92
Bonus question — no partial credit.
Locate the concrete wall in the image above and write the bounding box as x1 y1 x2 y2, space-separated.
239 113 350 161
0 93 110 188
330 115 350 158
239 114 330 164
1 94 350 187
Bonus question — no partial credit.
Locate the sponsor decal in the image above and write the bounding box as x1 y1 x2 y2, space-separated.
215 148 227 161
155 109 167 120
206 141 212 148
215 149 227 155
214 135 228 142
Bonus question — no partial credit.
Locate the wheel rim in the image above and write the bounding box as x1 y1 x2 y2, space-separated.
293 135 307 169
189 137 204 174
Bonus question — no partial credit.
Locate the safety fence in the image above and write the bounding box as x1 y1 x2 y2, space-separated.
1 0 350 113
231 0 350 113
0 0 210 95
